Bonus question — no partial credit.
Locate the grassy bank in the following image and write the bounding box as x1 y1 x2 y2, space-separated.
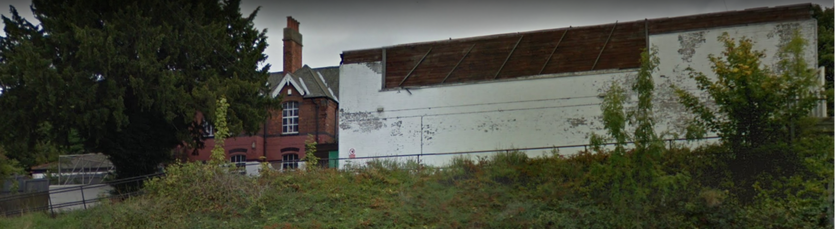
1 136 832 228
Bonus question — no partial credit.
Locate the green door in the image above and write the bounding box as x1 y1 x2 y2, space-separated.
328 151 339 168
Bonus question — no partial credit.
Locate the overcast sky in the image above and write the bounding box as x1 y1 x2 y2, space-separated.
1 0 832 71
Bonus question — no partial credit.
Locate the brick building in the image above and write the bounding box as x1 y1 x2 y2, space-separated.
185 17 339 169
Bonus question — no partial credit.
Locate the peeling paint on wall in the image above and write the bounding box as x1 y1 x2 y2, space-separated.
341 17 817 168
566 117 588 128
340 111 384 133
422 123 436 144
767 23 802 68
473 116 519 133
677 31 707 63
390 120 403 137
767 23 801 47
365 62 382 74
654 63 693 136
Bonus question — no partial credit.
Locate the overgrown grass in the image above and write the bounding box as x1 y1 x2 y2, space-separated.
2 135 832 228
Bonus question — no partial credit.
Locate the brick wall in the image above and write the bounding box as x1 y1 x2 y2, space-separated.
186 84 339 163
283 17 303 74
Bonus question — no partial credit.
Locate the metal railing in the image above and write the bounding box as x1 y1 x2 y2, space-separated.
0 173 163 217
285 136 723 169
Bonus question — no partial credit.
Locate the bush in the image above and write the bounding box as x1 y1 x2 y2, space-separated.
3 141 830 228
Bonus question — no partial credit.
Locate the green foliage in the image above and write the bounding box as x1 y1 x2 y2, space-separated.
674 32 822 200
599 82 628 156
596 46 664 157
676 32 818 150
303 134 320 170
0 146 24 181
814 6 834 116
1 143 831 228
210 96 230 165
589 47 680 213
627 46 666 186
0 0 278 179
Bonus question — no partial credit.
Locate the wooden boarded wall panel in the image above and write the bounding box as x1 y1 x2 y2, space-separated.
340 3 813 89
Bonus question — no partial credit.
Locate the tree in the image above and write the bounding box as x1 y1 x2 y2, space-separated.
591 47 675 207
0 145 23 181
210 97 230 165
812 5 833 116
674 32 819 191
594 47 664 171
0 0 278 180
587 47 693 226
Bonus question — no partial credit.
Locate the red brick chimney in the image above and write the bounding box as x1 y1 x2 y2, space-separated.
283 17 303 73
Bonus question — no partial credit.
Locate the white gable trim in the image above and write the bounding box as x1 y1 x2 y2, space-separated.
297 77 311 96
270 73 307 98
316 72 339 102
330 92 339 103
316 72 329 87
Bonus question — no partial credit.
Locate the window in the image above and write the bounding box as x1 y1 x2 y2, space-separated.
282 102 299 134
231 154 246 174
202 118 214 137
282 153 299 170
231 154 246 167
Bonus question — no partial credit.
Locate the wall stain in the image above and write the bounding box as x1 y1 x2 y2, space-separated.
566 117 588 128
390 120 403 137
767 23 801 70
340 111 384 133
677 31 706 63
655 70 692 136
597 73 638 99
423 124 437 145
475 116 517 133
767 23 800 47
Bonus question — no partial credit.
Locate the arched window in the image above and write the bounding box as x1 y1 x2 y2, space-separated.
282 102 299 134
282 153 299 170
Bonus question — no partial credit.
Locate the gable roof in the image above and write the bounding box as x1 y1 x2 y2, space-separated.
268 65 340 102
269 72 307 98
341 3 814 89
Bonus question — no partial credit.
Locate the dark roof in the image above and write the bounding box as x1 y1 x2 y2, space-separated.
268 65 340 101
341 3 814 89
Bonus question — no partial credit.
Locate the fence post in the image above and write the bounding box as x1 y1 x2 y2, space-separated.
828 180 833 227
80 186 87 210
48 190 54 217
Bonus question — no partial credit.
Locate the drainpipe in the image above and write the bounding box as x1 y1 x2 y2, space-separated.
314 99 320 144
312 99 321 168
263 114 268 162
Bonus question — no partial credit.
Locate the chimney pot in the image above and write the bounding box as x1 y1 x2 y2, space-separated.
284 16 303 73
286 16 300 31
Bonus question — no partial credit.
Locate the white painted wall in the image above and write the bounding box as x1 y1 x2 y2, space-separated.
650 19 819 134
338 19 817 168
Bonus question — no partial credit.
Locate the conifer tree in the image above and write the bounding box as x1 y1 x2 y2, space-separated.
0 0 278 180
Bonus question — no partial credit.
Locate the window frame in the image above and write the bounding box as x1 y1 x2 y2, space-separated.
202 118 214 138
282 153 299 170
230 154 246 174
282 101 299 134
230 154 246 168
